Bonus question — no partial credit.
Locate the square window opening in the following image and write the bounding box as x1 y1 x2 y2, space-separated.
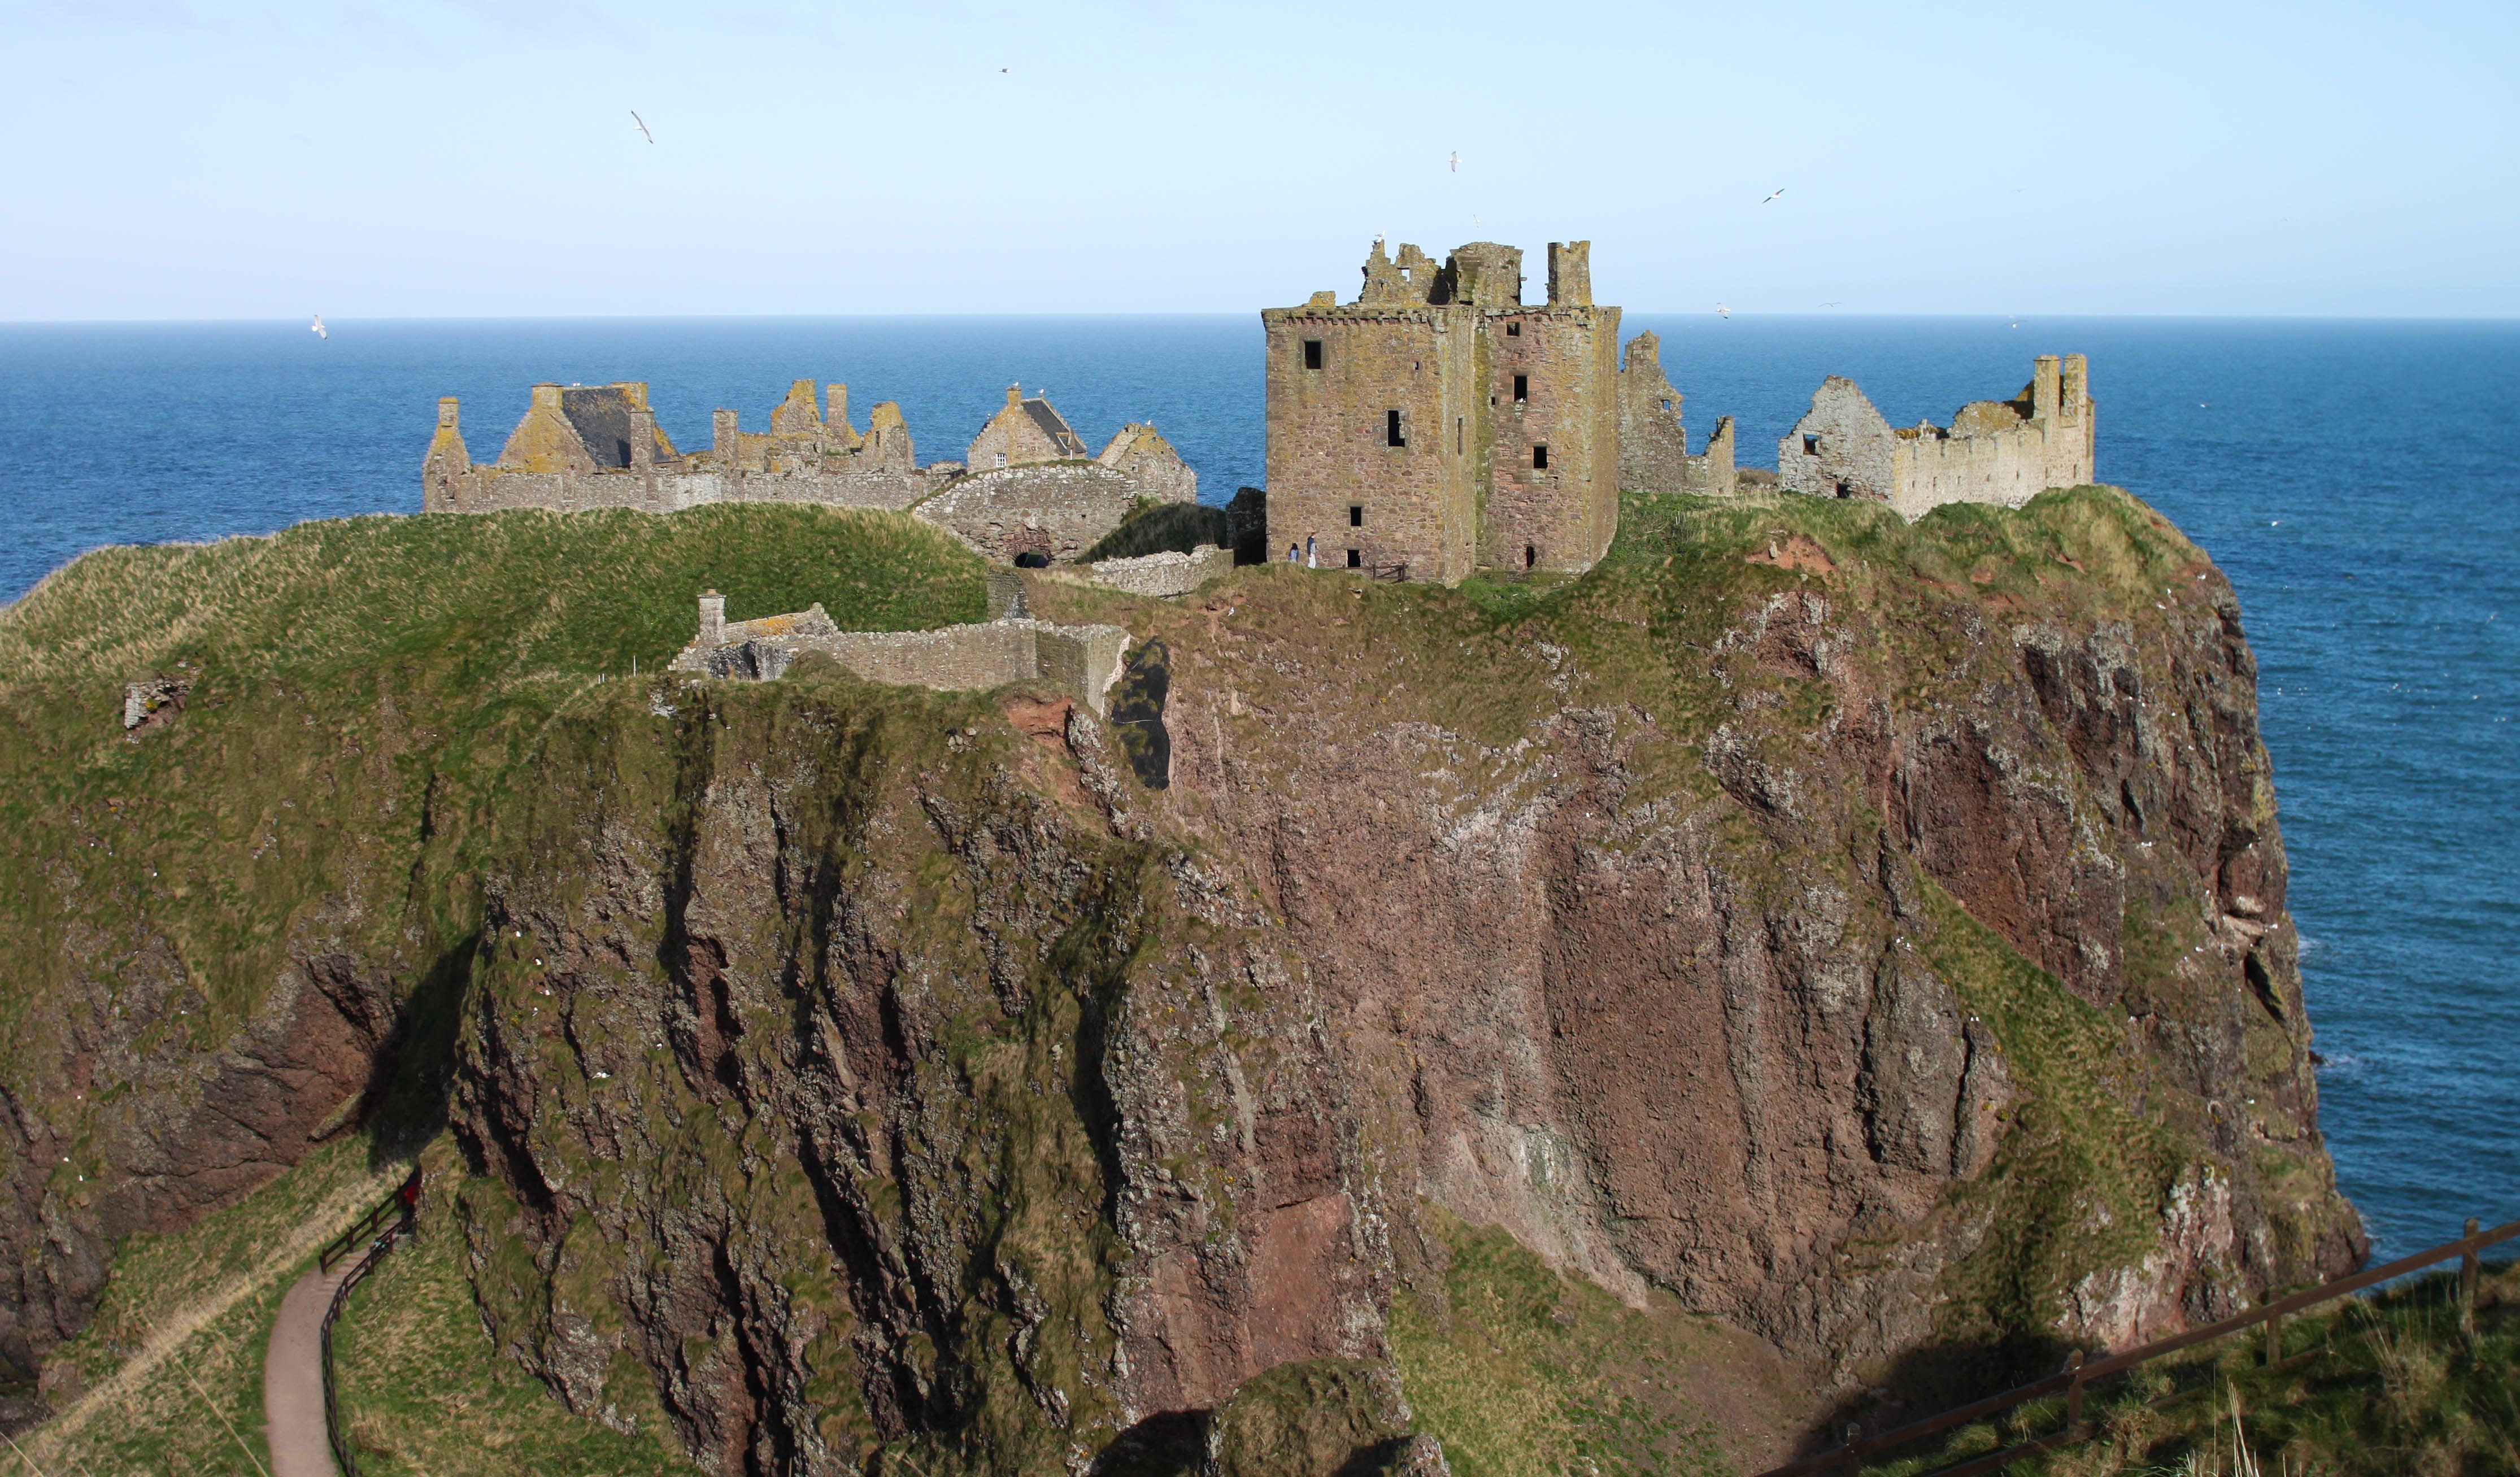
1346 548 1362 569
1386 409 1405 447
1513 374 1529 403
1348 505 1363 527
1303 339 1323 370
1506 322 1521 337
1803 434 1821 456
1533 444 1549 469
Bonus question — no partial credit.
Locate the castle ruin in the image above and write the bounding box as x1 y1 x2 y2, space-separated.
423 378 1198 563
1262 239 1622 583
668 585 1131 717
1779 355 2095 518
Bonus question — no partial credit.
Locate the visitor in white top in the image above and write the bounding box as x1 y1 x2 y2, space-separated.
1305 534 1317 568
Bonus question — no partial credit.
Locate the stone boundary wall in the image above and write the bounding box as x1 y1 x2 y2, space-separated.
1887 424 2075 519
913 463 1178 563
1087 545 1234 598
426 466 942 516
670 606 1131 717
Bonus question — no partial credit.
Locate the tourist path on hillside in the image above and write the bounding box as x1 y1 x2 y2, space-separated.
264 1261 352 1477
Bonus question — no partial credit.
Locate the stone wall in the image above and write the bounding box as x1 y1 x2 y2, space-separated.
1777 376 1899 502
1618 331 1693 495
1096 424 1198 505
913 463 1172 563
424 381 1194 537
1087 545 1234 598
1261 238 1621 584
668 596 1132 717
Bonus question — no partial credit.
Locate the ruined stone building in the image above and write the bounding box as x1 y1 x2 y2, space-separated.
668 587 1131 717
967 386 1090 469
1617 331 1736 498
424 380 929 515
1263 239 1624 583
1779 354 2095 519
422 378 1198 562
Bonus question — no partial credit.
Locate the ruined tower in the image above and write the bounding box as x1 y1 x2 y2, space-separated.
1261 239 1621 583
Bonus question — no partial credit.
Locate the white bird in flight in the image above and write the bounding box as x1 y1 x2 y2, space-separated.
1761 187 1785 204
630 110 653 143
1448 151 1460 172
1715 302 1731 319
310 314 327 339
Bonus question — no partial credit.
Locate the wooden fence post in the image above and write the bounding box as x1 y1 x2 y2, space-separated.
2461 1217 2482 1346
2264 1308 2282 1367
2065 1349 2086 1436
1842 1421 1863 1475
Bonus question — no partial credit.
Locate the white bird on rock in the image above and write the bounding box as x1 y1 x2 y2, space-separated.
630 110 653 143
310 314 327 339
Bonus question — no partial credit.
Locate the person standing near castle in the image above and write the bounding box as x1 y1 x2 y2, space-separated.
1286 541 1300 563
1305 533 1317 568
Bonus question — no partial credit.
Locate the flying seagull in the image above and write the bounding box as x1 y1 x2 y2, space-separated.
630 110 653 143
310 314 327 340
1715 302 1731 319
1448 151 1460 172
1761 187 1785 204
1819 300 1841 308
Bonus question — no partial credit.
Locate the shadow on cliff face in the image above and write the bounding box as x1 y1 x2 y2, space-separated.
359 930 478 1168
1797 1330 2075 1462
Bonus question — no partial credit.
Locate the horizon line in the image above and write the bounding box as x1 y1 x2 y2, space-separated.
5 310 2519 328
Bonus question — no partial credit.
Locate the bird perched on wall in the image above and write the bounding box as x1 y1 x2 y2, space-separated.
310 314 326 339
1761 187 1785 204
630 111 653 143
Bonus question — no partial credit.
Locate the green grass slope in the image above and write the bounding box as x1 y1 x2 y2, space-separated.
0 505 983 1073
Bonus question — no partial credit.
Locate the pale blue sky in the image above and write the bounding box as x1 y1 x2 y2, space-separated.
6 0 2514 319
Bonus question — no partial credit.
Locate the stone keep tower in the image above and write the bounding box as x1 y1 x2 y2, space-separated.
1263 239 1621 583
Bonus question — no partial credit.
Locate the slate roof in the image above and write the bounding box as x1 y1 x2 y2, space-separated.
561 387 641 469
1020 398 1089 457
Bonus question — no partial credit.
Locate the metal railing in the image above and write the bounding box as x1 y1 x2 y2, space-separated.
318 1169 421 1477
1759 1214 2517 1477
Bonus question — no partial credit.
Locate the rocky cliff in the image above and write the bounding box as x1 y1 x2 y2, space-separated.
0 491 2364 1471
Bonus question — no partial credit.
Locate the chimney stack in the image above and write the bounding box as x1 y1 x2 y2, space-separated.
698 590 725 646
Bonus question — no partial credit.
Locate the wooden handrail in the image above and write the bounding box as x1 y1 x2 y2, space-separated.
1758 1213 2518 1477
318 1168 421 1476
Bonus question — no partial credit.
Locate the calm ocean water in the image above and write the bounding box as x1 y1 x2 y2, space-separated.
1 315 2513 1258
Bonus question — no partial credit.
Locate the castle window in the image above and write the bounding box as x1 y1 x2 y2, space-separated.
1304 339 1323 370
1349 505 1363 528
1507 323 1521 337
1661 398 1672 412
1347 548 1362 568
1533 444 1549 469
1835 479 1853 498
1803 435 1821 456
1513 374 1529 403
1386 410 1405 447
1524 544 1538 569
994 452 1008 468
1456 417 1464 454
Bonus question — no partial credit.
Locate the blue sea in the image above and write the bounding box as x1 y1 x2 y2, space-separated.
1 315 2513 1260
